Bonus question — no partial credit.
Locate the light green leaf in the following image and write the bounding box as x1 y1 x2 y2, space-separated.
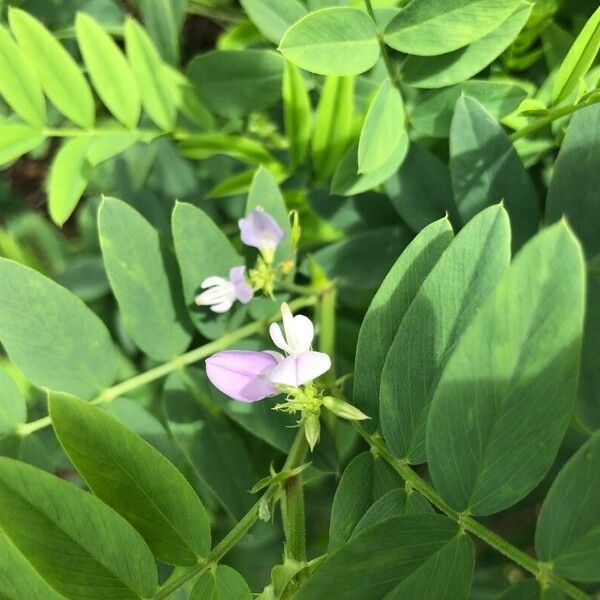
328 451 403 551
384 0 522 56
8 8 94 128
427 223 585 515
48 137 92 226
331 136 408 196
99 197 191 360
86 132 139 166
0 370 26 438
552 5 600 105
283 60 312 168
186 50 284 117
297 514 474 599
164 371 257 520
0 24 45 128
241 0 307 44
0 528 64 600
179 133 275 165
191 565 252 600
402 3 531 88
0 259 117 399
125 17 176 130
0 457 158 599
311 75 354 180
450 95 540 250
385 143 459 232
353 218 453 429
536 432 600 581
76 13 141 128
409 80 527 138
171 202 247 339
0 123 44 167
50 392 212 566
358 79 405 174
279 7 380 75
380 206 511 464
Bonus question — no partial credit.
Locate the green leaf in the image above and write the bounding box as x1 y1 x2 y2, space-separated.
164 371 257 520
241 0 307 44
0 457 158 599
328 451 403 551
138 0 186 64
283 60 312 168
0 122 44 167
179 133 275 165
191 565 252 600
0 24 45 127
186 50 284 117
409 80 527 138
427 223 585 515
297 514 474 599
99 197 191 360
385 143 459 232
384 0 522 56
536 431 600 581
358 79 405 174
125 17 176 130
0 370 26 438
450 95 540 250
332 135 408 196
76 13 141 128
8 8 94 128
50 392 212 566
311 75 354 180
0 528 64 600
496 580 564 600
0 259 117 398
279 7 379 76
353 217 454 429
172 202 247 339
402 3 531 88
380 205 511 464
86 132 139 166
552 5 600 105
48 137 92 226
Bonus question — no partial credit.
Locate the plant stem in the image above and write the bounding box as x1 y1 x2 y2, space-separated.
153 428 308 600
17 295 317 437
354 424 591 600
364 0 399 86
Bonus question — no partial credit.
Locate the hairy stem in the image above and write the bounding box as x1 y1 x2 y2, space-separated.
153 428 308 600
355 424 590 600
17 295 317 437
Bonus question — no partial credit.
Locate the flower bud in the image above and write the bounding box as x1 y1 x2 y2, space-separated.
322 396 370 421
304 414 320 451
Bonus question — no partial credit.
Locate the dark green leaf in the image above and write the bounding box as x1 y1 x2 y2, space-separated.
191 565 252 600
241 0 307 44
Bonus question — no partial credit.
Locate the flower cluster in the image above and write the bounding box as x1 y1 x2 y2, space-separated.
206 303 368 450
194 208 286 313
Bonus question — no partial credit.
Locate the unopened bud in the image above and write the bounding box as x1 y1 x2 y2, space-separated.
290 209 301 250
322 396 370 421
304 414 321 451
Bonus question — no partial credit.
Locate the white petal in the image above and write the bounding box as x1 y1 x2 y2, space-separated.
269 322 292 354
195 284 232 306
201 275 227 288
290 315 314 353
294 351 331 386
210 296 235 313
268 355 300 387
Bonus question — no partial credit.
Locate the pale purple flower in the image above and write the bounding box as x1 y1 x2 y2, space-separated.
268 303 331 387
195 266 253 313
239 208 285 252
205 350 279 403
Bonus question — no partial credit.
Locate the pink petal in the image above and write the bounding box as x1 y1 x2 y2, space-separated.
206 351 279 402
238 209 285 251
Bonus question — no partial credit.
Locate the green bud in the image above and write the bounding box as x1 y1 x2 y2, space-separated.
322 396 370 421
304 414 321 451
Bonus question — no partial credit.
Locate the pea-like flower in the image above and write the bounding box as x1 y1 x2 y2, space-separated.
239 208 285 253
194 266 253 313
268 303 331 387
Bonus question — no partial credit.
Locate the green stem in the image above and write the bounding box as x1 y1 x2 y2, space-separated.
17 295 317 437
153 429 309 600
355 424 590 600
364 0 399 86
